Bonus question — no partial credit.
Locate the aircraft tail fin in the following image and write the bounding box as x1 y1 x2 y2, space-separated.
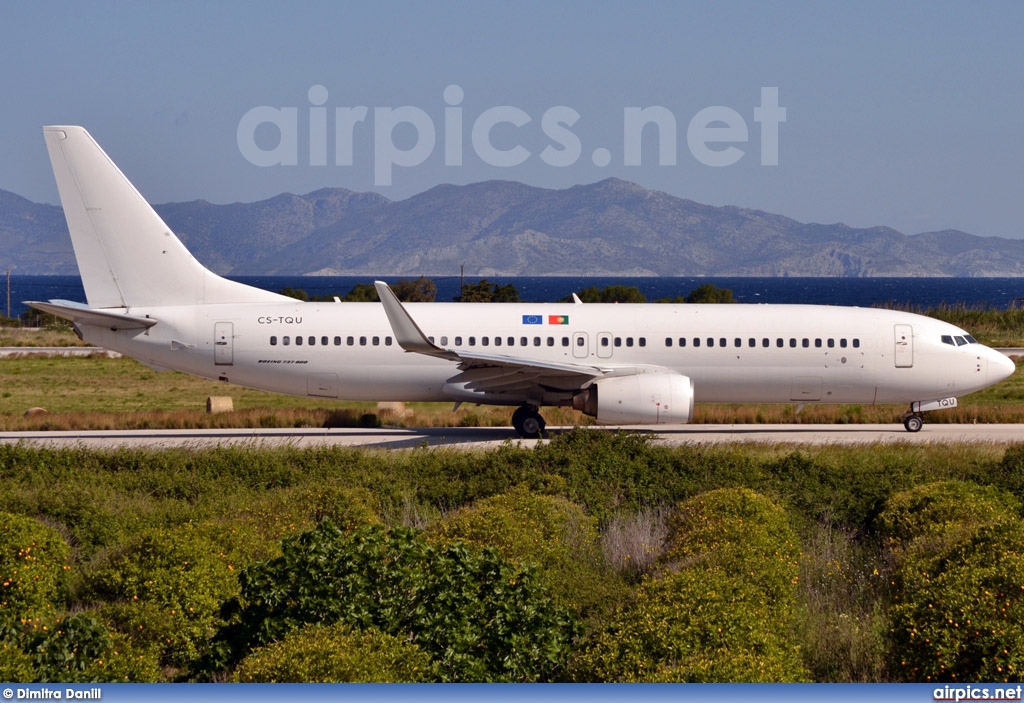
42 126 288 308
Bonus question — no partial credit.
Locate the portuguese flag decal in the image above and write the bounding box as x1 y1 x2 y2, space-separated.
548 315 569 325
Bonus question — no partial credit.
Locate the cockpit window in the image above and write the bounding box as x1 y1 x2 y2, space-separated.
964 335 978 344
941 335 955 346
954 336 968 346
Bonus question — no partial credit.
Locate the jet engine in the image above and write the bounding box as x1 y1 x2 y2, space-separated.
573 372 694 425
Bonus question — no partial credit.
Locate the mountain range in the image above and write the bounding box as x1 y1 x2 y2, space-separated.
4 178 1024 277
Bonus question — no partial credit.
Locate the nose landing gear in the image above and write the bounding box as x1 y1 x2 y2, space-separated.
901 397 958 433
512 405 546 438
902 413 924 433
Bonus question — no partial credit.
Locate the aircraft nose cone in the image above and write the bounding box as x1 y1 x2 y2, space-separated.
990 349 1016 383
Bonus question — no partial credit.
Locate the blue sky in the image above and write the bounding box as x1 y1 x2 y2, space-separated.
1 0 1021 238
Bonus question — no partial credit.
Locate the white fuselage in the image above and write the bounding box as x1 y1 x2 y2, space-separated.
80 300 1013 409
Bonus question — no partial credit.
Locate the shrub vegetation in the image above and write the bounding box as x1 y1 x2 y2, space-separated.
1 432 1024 681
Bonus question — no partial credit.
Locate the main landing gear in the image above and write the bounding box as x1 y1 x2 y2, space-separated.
512 405 546 439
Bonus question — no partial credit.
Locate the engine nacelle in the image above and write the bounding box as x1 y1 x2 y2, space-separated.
574 372 695 425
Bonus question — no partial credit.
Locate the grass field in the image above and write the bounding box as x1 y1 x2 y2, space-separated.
2 351 1022 431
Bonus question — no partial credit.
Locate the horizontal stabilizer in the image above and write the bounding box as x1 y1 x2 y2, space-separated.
25 300 157 330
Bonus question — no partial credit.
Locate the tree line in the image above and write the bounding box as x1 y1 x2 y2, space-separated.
277 278 736 304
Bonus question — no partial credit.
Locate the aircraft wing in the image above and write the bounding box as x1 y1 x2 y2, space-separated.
25 299 157 330
374 281 649 398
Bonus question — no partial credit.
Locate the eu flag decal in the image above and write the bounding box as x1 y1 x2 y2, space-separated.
549 315 569 325
522 315 543 325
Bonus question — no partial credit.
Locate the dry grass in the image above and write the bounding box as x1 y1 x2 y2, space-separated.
0 326 90 347
600 505 670 581
2 348 1022 431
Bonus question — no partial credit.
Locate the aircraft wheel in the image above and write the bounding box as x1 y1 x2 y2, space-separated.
512 406 546 438
903 414 924 433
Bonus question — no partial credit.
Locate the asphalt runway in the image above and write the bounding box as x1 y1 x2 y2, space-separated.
1 424 1022 450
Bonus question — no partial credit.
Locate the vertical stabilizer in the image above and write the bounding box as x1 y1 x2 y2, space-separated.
42 126 287 308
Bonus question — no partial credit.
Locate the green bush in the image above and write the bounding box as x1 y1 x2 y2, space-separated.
425 487 623 615
206 522 580 682
881 482 1024 681
878 480 1020 551
223 483 381 543
0 512 70 622
575 489 806 682
662 487 801 605
888 520 1024 681
17 613 160 682
232 623 433 682
0 638 34 681
84 525 238 671
576 565 807 681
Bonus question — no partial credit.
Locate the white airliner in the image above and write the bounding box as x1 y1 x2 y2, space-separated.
28 126 1015 437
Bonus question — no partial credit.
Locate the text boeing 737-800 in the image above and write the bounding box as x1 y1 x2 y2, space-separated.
27 126 1015 437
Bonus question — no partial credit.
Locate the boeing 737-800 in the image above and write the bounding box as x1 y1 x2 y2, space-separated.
27 126 1016 437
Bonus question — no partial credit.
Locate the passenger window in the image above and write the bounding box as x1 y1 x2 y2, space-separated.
640 338 647 347
627 338 634 347
827 339 835 348
776 338 783 348
347 336 354 346
494 337 501 346
455 336 463 346
521 337 528 346
789 338 796 348
359 336 367 346
385 337 393 346
614 337 622 347
840 338 847 348
547 337 555 347
469 336 476 346
321 336 328 346
666 337 673 347
580 337 589 347
679 338 687 347
802 338 809 348
296 336 303 346
308 336 315 345
270 336 277 346
481 337 488 346
707 338 714 348
372 336 380 346
694 338 701 348
601 337 609 347
762 338 769 348
815 339 822 348
333 336 341 346
440 336 449 346
748 338 756 347
562 337 569 347
735 338 742 347
853 339 860 348
507 337 515 346
283 336 290 346
428 336 434 343
534 337 541 346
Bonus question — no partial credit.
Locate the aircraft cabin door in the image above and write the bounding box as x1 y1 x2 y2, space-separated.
214 322 234 365
894 324 913 368
597 332 613 359
573 332 589 359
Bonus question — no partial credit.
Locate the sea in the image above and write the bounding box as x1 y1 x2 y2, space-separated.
6 275 1024 319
